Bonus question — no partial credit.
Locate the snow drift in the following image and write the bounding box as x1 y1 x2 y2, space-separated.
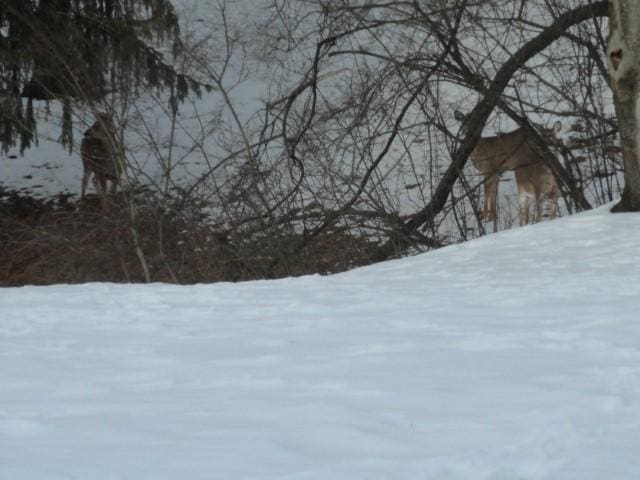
2 205 640 479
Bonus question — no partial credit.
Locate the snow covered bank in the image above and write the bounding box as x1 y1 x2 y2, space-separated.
2 206 640 479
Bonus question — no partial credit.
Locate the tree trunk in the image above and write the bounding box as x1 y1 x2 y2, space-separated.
608 0 640 212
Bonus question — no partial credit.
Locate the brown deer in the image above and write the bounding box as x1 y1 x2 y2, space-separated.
80 113 124 206
514 154 559 225
456 111 562 226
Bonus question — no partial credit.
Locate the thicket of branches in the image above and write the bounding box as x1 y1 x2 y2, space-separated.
251 0 614 262
0 0 623 285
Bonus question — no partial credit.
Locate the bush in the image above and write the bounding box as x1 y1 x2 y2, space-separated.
0 187 380 286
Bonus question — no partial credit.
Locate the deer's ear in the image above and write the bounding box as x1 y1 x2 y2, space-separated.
553 120 562 134
454 110 466 122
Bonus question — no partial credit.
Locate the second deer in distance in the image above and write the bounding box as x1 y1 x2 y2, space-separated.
80 112 125 208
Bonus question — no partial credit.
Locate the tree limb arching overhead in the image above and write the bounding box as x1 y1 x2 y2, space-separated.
371 0 610 261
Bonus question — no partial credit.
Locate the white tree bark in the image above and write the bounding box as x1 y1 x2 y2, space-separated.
608 0 640 211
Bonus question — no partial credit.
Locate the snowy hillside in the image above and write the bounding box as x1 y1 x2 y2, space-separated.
2 205 640 479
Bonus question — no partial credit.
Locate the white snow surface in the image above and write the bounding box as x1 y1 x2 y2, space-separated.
2 205 640 479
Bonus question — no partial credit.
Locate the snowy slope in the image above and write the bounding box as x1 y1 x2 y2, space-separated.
2 205 640 479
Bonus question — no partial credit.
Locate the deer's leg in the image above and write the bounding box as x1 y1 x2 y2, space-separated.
547 199 557 220
535 192 544 223
93 174 109 209
81 170 91 200
93 174 105 196
484 173 499 221
548 186 559 220
518 191 531 226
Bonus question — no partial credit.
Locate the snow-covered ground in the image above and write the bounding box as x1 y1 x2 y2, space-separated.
2 205 640 479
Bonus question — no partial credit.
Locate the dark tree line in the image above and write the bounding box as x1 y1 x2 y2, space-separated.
0 0 201 152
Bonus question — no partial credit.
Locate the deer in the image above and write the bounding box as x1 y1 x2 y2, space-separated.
455 110 562 226
514 152 560 226
80 113 124 207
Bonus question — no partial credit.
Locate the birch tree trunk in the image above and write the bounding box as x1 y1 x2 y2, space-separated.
608 0 640 212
